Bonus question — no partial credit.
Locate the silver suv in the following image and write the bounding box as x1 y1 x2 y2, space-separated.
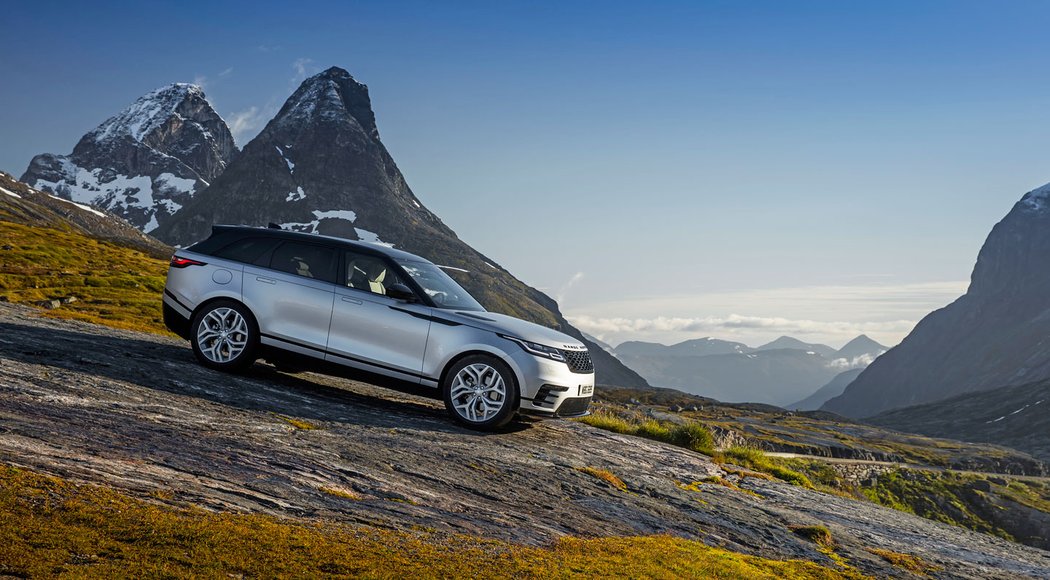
162 226 594 429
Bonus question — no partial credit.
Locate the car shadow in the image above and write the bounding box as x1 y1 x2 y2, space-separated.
0 321 534 436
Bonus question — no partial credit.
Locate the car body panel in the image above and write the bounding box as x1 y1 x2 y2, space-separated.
243 264 335 352
327 285 432 381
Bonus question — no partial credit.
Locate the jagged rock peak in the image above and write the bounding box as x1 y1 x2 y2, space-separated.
21 82 236 233
87 83 207 144
270 67 378 138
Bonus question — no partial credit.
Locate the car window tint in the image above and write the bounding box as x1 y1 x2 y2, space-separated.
269 242 337 283
214 238 280 264
345 252 404 296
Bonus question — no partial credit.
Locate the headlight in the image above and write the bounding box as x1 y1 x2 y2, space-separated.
501 335 565 362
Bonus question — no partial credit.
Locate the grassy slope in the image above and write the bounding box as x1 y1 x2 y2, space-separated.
0 466 856 579
0 221 170 334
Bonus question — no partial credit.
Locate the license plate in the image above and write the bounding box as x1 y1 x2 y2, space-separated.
580 384 593 396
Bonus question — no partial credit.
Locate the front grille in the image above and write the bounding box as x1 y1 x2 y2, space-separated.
561 348 594 374
556 396 592 417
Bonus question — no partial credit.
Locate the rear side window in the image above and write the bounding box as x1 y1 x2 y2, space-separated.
269 242 338 283
214 237 280 264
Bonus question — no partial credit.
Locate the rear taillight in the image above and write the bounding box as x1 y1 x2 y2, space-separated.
170 255 207 268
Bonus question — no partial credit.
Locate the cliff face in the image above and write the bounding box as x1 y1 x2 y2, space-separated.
825 184 1050 417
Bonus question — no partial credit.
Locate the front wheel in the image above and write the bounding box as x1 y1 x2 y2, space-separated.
443 355 519 430
190 300 258 372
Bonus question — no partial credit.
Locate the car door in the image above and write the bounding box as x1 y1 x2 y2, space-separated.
242 240 337 354
326 250 432 381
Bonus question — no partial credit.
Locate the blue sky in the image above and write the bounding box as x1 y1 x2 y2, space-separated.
5 1 1050 347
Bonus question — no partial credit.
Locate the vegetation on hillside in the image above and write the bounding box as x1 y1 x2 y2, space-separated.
0 222 170 334
0 465 859 579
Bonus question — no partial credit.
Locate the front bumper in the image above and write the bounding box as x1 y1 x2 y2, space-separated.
507 348 594 417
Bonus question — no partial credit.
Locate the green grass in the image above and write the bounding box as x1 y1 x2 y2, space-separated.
0 465 861 579
0 221 171 334
717 447 814 488
579 410 813 488
860 469 1016 541
578 409 715 455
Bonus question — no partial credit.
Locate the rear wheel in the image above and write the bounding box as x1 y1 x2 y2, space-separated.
190 300 258 372
442 355 519 430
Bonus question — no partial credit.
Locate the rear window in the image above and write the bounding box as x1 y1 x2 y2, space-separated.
214 237 280 264
269 242 338 284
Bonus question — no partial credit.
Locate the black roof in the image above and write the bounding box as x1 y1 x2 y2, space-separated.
209 225 433 264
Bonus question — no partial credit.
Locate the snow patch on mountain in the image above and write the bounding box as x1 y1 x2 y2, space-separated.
286 187 306 202
0 187 21 199
275 146 295 173
31 168 196 233
354 228 392 247
280 209 358 233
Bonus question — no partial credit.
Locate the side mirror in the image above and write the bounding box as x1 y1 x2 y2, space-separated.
386 283 417 302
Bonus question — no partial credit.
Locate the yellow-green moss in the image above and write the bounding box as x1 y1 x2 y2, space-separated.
577 466 628 491
0 465 859 579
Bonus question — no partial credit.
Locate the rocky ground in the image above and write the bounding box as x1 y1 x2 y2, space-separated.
1 302 1048 578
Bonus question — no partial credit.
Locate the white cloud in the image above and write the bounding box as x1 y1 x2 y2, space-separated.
555 271 585 305
564 280 968 348
826 352 884 370
292 58 315 83
218 67 234 78
569 314 914 338
227 107 266 145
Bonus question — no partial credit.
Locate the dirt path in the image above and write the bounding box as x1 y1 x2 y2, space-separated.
1 303 1048 578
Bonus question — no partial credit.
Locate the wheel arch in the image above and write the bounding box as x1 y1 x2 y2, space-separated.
190 296 260 335
439 348 523 408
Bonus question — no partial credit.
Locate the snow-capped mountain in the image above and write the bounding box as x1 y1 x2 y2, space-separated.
154 66 647 388
824 183 1050 417
21 84 236 233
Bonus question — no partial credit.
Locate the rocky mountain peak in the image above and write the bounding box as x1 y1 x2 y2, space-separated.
21 83 236 233
269 67 378 139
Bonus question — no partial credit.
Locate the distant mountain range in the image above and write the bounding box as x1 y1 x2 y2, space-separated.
824 181 1050 417
16 67 646 388
612 335 886 406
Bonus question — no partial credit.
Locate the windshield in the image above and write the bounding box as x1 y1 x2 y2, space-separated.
398 261 485 311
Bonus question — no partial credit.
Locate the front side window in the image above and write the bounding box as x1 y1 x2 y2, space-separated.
269 242 337 283
345 252 405 296
397 261 484 311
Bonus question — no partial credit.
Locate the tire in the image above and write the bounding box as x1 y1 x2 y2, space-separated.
190 300 259 372
442 355 519 430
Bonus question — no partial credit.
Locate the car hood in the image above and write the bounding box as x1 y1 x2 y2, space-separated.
443 310 585 349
